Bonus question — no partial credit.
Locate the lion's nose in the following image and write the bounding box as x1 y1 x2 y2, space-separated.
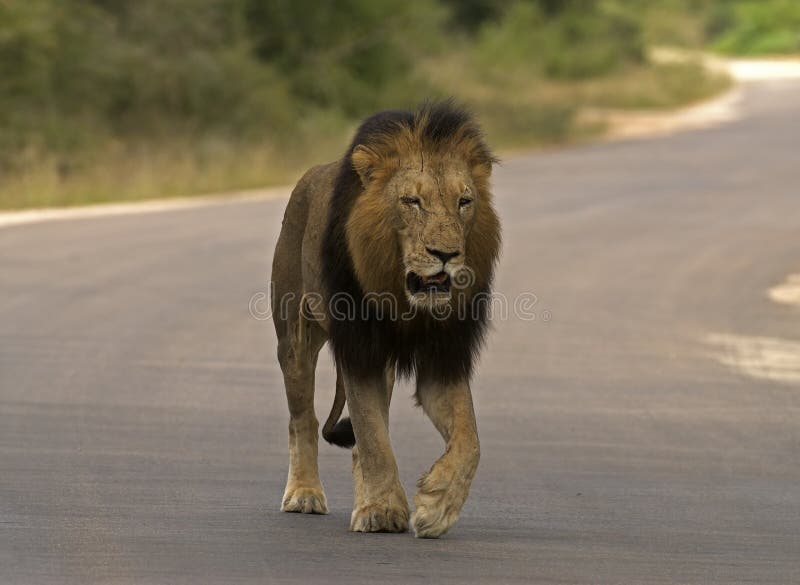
426 248 460 265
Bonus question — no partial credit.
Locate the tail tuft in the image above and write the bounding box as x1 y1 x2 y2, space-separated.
323 417 355 448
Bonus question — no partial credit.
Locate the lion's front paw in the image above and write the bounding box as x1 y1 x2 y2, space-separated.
281 484 328 514
350 501 409 533
411 472 468 538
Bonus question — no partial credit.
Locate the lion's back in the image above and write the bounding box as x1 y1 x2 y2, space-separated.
271 161 339 330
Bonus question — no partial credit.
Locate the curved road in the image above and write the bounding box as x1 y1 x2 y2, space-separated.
2 78 799 584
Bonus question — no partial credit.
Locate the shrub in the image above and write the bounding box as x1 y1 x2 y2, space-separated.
474 1 645 80
709 0 800 55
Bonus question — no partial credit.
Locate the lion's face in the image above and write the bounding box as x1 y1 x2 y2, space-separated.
346 147 499 314
386 164 475 308
322 103 499 385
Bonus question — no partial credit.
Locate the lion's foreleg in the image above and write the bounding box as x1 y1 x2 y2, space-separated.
344 370 408 532
351 445 366 510
412 378 480 538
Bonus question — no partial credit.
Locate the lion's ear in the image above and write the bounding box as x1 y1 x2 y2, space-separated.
351 144 380 185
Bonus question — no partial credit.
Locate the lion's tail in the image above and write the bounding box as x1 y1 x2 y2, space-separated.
322 365 356 448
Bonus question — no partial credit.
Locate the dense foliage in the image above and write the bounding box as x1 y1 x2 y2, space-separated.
0 0 791 207
710 0 800 55
0 0 439 168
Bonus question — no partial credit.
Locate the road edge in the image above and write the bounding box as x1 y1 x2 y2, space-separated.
0 186 291 229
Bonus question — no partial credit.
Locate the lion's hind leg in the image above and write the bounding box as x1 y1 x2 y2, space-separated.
278 312 328 514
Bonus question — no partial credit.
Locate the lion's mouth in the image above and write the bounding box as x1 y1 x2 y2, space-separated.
406 271 451 295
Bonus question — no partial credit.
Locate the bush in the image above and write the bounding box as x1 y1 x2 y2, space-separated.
709 0 800 55
474 1 645 80
244 0 443 115
0 1 299 161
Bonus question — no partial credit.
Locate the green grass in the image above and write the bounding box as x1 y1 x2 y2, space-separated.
573 61 731 110
709 0 800 55
0 105 357 209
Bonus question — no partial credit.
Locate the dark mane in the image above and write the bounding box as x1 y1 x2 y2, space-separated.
320 102 495 384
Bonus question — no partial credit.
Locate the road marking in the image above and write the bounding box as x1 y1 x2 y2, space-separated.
0 186 290 229
768 274 800 307
705 333 800 384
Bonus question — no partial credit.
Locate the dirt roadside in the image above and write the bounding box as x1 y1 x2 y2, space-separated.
590 56 800 141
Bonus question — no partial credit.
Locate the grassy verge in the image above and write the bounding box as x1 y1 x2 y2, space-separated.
1 0 742 211
0 57 730 211
424 52 730 152
0 124 348 209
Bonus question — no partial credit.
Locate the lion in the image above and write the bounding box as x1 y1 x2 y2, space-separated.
271 101 500 538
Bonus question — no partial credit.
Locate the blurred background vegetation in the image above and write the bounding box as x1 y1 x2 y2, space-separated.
0 0 797 209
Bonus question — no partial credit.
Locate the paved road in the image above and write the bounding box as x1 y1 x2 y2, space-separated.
2 79 799 585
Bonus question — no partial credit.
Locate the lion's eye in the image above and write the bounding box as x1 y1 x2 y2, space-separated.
458 197 474 208
401 196 421 208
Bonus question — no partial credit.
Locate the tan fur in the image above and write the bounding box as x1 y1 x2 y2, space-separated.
412 378 480 537
272 111 499 536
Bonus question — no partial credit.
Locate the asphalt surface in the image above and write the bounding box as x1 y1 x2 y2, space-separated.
2 78 799 585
